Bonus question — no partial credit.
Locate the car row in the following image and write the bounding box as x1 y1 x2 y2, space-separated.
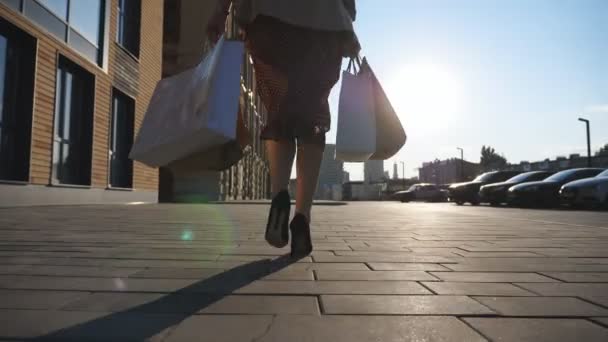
447 168 608 209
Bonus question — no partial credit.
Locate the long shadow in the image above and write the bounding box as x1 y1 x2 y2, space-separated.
31 255 299 341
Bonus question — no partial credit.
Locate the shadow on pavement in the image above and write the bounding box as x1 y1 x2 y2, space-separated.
32 254 299 341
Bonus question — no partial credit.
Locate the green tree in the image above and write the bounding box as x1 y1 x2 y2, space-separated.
480 145 508 171
597 144 608 156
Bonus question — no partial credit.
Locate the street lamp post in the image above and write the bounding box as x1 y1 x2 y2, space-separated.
456 147 464 181
578 118 591 167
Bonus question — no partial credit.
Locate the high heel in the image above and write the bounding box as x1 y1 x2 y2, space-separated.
290 213 313 257
265 190 290 248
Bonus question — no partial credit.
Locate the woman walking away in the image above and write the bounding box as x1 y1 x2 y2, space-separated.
208 0 360 257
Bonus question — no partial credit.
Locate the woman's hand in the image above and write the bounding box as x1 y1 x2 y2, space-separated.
207 0 232 43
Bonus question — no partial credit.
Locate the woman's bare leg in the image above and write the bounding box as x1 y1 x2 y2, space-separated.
295 142 325 221
266 140 296 196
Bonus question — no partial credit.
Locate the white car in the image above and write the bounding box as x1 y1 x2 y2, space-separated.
560 169 608 209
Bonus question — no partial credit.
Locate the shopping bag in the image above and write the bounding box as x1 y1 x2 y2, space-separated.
362 58 407 160
166 103 252 172
335 58 377 162
129 36 245 168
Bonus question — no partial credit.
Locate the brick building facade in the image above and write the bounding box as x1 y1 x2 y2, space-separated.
160 0 270 202
0 0 163 206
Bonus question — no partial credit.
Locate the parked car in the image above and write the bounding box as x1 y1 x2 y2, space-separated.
394 184 448 203
507 168 605 207
479 171 553 206
560 169 608 209
449 171 521 205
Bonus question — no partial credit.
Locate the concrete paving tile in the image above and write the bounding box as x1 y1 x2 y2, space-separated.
473 297 608 317
367 263 451 271
19 265 141 278
0 289 89 310
515 283 608 297
63 292 318 314
430 272 557 283
284 262 370 271
313 254 456 263
464 318 608 342
582 297 608 308
236 280 431 295
0 309 180 340
592 317 608 327
3 275 195 292
444 263 608 272
422 282 536 296
321 295 496 315
164 315 487 342
0 264 27 274
130 268 314 281
316 270 438 281
540 272 608 283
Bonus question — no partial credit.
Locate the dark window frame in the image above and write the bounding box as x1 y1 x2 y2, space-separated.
108 88 135 189
116 0 140 58
0 17 36 183
51 56 95 186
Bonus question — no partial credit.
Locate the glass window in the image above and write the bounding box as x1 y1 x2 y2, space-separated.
0 0 21 11
109 90 134 188
0 19 36 182
37 0 68 20
52 57 94 185
20 0 106 65
69 0 101 44
117 0 140 56
0 36 6 133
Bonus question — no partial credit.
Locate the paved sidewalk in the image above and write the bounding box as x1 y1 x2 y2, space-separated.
0 202 607 341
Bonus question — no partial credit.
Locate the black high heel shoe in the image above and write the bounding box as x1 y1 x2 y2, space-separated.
290 214 313 257
265 190 290 248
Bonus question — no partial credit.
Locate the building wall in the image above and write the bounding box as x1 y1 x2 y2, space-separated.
0 0 163 206
364 160 385 183
419 159 481 185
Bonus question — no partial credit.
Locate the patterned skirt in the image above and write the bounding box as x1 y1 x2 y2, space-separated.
245 15 347 145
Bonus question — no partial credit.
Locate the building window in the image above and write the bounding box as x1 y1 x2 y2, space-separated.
0 0 22 10
8 0 107 65
116 0 140 57
52 57 94 186
109 89 134 188
0 18 36 182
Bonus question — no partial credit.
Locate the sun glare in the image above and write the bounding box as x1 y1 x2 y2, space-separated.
385 63 464 132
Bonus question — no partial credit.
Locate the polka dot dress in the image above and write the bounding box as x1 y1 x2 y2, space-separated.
245 15 348 145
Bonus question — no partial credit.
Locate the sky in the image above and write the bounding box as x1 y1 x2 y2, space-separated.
318 0 608 180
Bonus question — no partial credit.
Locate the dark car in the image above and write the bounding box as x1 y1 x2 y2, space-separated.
560 169 608 209
507 168 605 207
479 171 553 206
394 184 448 203
449 171 521 205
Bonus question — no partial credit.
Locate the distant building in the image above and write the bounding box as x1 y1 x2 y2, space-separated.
343 171 350 183
343 181 385 201
384 171 390 179
419 159 481 185
364 160 385 184
392 163 399 180
315 144 344 199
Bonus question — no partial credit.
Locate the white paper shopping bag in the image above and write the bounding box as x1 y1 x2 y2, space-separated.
335 59 376 162
129 37 245 168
